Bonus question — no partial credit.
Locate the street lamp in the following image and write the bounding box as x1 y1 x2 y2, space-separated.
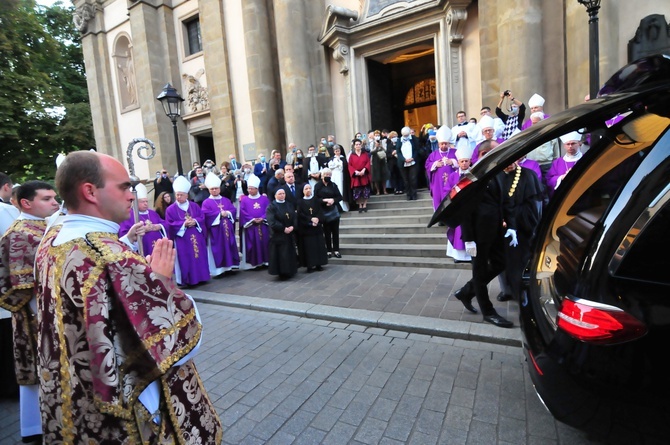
578 0 601 100
156 83 185 176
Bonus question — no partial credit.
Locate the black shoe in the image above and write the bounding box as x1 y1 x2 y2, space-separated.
454 288 477 314
363 208 368 212
333 251 342 258
315 265 323 271
306 267 314 273
327 252 333 258
496 293 513 302
358 209 363 213
483 313 513 328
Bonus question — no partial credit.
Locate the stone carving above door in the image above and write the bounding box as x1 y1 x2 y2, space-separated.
182 69 209 113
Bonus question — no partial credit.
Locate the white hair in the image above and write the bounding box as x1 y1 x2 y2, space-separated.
401 126 411 136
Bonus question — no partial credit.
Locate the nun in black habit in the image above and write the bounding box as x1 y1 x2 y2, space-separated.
266 188 298 279
296 182 329 272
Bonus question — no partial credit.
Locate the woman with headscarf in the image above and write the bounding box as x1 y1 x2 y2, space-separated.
314 167 344 258
292 148 306 187
327 144 350 212
266 188 298 279
296 183 329 272
370 130 389 195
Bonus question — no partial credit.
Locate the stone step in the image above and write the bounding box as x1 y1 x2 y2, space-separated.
338 243 448 258
339 223 443 235
339 213 433 226
341 204 434 218
328 254 472 270
339 233 445 245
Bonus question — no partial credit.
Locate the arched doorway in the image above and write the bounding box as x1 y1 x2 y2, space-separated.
366 45 436 134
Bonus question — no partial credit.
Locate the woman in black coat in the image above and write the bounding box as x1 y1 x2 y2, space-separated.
313 167 344 258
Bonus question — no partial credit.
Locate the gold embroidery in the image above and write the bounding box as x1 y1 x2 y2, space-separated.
191 234 200 258
50 239 77 443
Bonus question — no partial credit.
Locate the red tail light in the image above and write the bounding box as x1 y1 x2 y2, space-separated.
557 298 648 345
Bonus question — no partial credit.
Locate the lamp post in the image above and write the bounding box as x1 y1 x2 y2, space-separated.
578 0 601 100
156 83 185 176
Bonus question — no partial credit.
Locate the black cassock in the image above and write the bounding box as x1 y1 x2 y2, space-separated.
297 198 329 269
266 200 298 277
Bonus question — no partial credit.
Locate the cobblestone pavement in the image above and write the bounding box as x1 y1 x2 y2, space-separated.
0 302 602 444
197 263 515 326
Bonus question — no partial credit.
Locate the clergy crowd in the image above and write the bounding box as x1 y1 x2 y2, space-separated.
0 89 589 442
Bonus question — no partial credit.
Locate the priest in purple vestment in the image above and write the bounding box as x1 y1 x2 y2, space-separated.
165 176 210 286
118 183 166 256
546 131 584 200
443 142 474 262
425 125 456 210
201 172 240 276
238 174 270 269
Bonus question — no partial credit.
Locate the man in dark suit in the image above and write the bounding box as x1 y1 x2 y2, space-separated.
253 153 270 194
266 169 285 199
453 166 519 328
279 171 301 206
396 126 421 200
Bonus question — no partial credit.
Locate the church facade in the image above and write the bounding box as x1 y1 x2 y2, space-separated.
72 0 669 181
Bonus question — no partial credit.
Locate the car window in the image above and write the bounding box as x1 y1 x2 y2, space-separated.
614 200 670 284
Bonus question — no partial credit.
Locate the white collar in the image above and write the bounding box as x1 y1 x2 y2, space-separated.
54 214 120 245
18 212 44 221
563 150 583 162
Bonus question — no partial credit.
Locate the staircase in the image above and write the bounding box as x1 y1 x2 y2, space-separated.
335 189 472 270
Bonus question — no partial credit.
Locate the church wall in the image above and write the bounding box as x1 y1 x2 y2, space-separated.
77 0 670 177
222 0 254 163
460 2 481 124
103 5 149 178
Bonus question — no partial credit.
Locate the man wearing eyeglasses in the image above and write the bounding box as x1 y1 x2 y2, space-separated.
477 106 505 143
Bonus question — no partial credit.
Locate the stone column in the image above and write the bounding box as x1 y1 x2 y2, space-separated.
74 1 121 158
200 0 237 161
496 0 544 109
478 0 500 110
128 1 191 174
444 6 469 121
242 0 281 156
540 0 566 113
273 0 316 150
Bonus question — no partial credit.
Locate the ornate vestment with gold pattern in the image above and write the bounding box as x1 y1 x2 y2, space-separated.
0 218 46 384
35 226 222 444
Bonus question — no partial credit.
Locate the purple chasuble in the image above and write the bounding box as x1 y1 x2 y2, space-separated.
443 170 469 252
201 196 240 274
165 201 210 286
518 158 542 182
238 195 271 268
118 209 166 256
425 148 458 210
546 157 579 199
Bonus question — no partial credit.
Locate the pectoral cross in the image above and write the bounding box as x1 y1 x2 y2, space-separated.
309 208 313 215
285 212 290 220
